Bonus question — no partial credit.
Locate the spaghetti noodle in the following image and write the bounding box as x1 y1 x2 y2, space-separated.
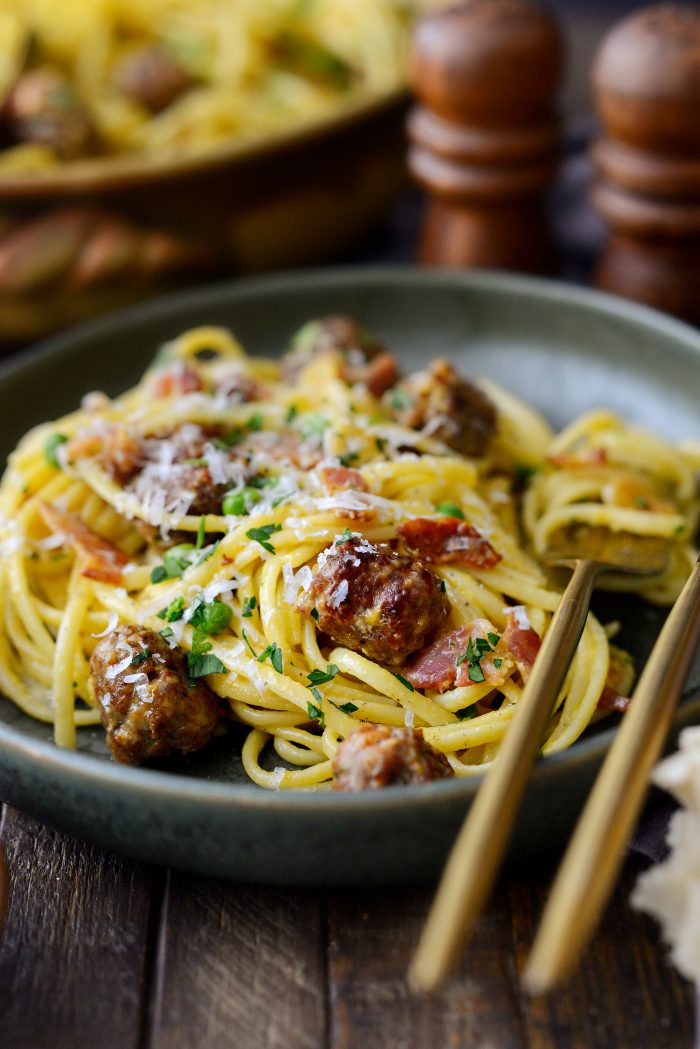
0 321 697 788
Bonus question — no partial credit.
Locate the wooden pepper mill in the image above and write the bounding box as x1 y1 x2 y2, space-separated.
591 5 700 323
407 0 563 272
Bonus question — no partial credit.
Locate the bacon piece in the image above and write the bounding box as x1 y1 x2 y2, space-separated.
38 502 128 585
151 362 204 397
397 517 501 570
319 466 368 494
212 370 264 403
361 352 400 397
503 611 541 681
597 645 635 713
67 424 142 485
404 619 511 693
318 466 372 521
547 447 608 469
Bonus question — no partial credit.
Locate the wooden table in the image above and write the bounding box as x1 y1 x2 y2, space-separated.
0 800 694 1049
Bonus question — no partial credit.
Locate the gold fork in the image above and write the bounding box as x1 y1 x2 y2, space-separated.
409 527 669 992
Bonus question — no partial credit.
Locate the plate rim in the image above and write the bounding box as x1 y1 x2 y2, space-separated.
1 264 699 812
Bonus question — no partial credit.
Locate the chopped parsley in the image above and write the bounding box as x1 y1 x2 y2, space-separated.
493 658 503 669
435 502 465 520
285 404 298 423
44 433 68 468
131 648 151 667
338 451 359 467
375 437 388 454
310 607 320 622
438 579 447 593
211 431 244 451
307 700 324 726
514 463 537 488
241 596 257 618
157 596 186 622
151 541 219 583
246 523 281 553
387 388 412 411
457 633 502 683
337 702 358 715
242 629 257 658
246 411 264 432
223 487 262 516
187 652 227 681
159 627 174 639
299 412 329 440
307 664 339 687
392 672 415 692
335 528 353 545
457 704 477 720
258 642 283 674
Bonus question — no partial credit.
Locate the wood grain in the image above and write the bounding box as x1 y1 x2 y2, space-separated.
509 854 695 1049
0 804 156 1049
327 883 527 1049
147 872 326 1049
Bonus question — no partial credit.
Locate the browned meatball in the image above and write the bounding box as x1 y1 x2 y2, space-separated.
3 68 96 160
130 424 242 516
386 359 497 457
301 534 448 667
90 625 223 764
282 315 400 396
332 723 453 791
112 46 193 113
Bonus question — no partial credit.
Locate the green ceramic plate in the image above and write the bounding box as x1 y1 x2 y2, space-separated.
0 268 698 885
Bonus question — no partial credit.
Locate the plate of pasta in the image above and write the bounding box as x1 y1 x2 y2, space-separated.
0 268 698 884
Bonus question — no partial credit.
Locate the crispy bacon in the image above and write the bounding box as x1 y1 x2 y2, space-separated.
67 424 142 485
319 466 368 494
213 371 263 403
151 362 203 398
597 646 635 713
404 619 511 693
38 502 128 585
547 447 608 469
318 465 371 521
360 352 400 397
397 517 501 570
502 611 541 681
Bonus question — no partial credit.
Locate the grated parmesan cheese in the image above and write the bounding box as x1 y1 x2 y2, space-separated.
91 612 119 638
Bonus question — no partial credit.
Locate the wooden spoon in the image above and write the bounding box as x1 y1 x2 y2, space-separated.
409 525 669 992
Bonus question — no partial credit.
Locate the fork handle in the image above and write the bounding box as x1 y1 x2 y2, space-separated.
525 556 700 994
409 559 600 992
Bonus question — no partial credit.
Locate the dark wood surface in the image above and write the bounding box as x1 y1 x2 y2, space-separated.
0 800 694 1049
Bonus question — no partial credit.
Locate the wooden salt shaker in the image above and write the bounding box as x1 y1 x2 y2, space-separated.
592 5 700 323
407 0 563 272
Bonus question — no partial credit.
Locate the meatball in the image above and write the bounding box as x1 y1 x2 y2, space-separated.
90 625 223 764
282 315 400 396
386 359 497 457
3 67 96 160
301 534 448 667
112 45 193 113
130 424 243 516
332 723 453 791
